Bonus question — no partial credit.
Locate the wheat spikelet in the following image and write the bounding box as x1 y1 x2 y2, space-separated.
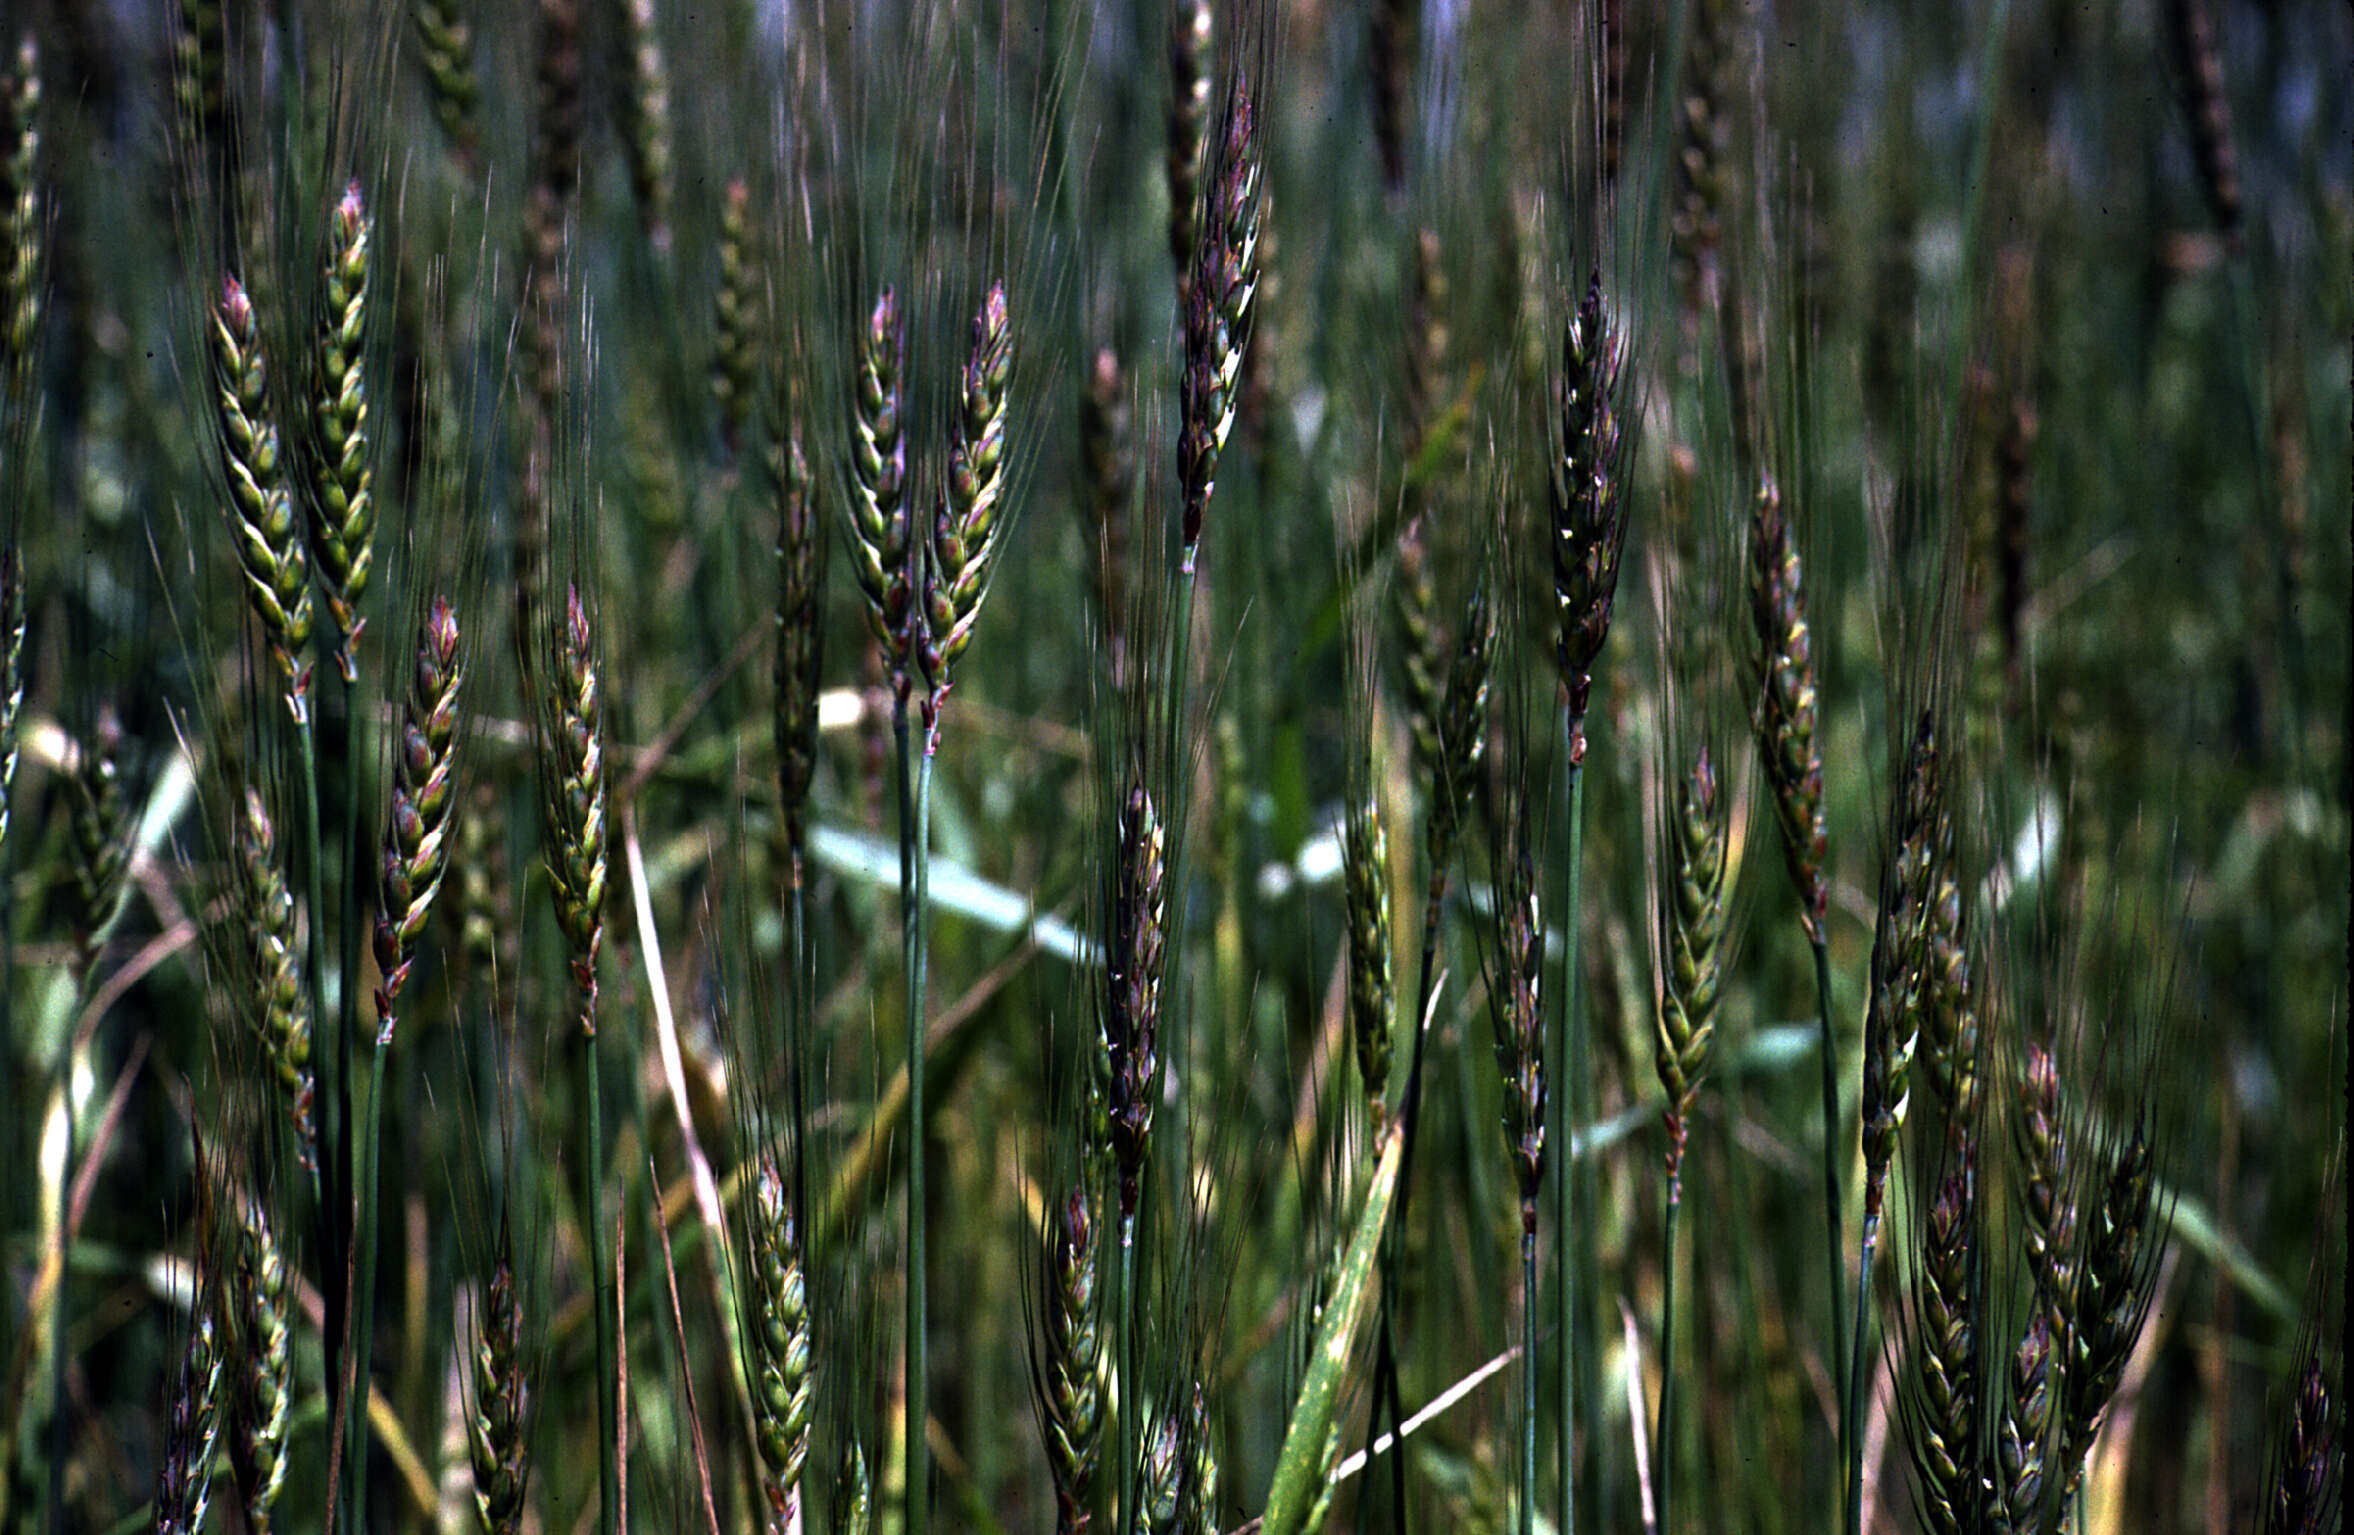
1746 476 1827 944
227 1194 292 1533
1369 0 1418 190
1039 1185 1102 1533
236 788 317 1166
1 35 39 374
413 0 480 167
213 277 315 704
1178 83 1262 571
67 709 132 973
2169 0 2241 243
1989 1311 2054 1532
615 0 672 245
1489 811 1546 1231
0 544 23 856
1079 347 1132 689
1104 777 1167 1223
2014 1042 2078 1374
537 583 607 1032
1860 711 1942 1230
1428 577 1493 866
1550 275 1630 765
309 183 376 681
835 1443 873 1535
2054 1127 2160 1499
746 1155 812 1533
1902 1159 1982 1535
470 1250 531 1535
373 599 463 1042
920 280 1012 725
1165 0 1212 290
1653 749 1725 1183
1180 1382 1220 1535
847 288 914 696
155 1298 225 1535
714 181 758 451
1135 1405 1181 1533
1391 516 1443 792
1344 795 1395 1136
1670 0 1734 324
2264 1356 2341 1535
773 425 825 864
171 0 227 148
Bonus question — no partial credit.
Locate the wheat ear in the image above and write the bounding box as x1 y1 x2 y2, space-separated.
227 1193 292 1533
2263 1355 2340 1535
1177 82 1262 572
1990 1311 2056 1532
412 0 480 168
714 181 758 452
1 545 24 856
214 277 315 707
1849 709 1944 1535
919 280 1012 729
1746 471 1850 1417
746 1154 813 1533
1165 0 1212 292
1901 1157 1983 1535
236 789 317 1167
1344 794 1395 1137
847 287 913 696
309 183 376 682
615 0 672 245
155 1285 225 1535
1 35 39 375
470 1246 532 1535
1079 346 1133 691
1040 1185 1102 1534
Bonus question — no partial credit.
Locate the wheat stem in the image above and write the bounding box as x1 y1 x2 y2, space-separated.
1555 752 1585 1535
1657 1180 1683 1533
1116 1216 1139 1534
1845 1213 1880 1535
1814 938 1848 1422
896 708 933 1535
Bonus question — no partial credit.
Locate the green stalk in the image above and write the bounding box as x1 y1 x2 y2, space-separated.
293 711 350 1526
1656 1172 1683 1535
42 970 90 1535
1843 1216 1879 1535
1367 853 1452 1525
1812 940 1849 1446
897 710 933 1535
1115 1215 1138 1535
789 854 814 1264
1261 1124 1406 1535
589 1009 619 1535
1555 755 1585 1535
1520 1233 1539 1535
349 1023 389 1530
339 677 375 1530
